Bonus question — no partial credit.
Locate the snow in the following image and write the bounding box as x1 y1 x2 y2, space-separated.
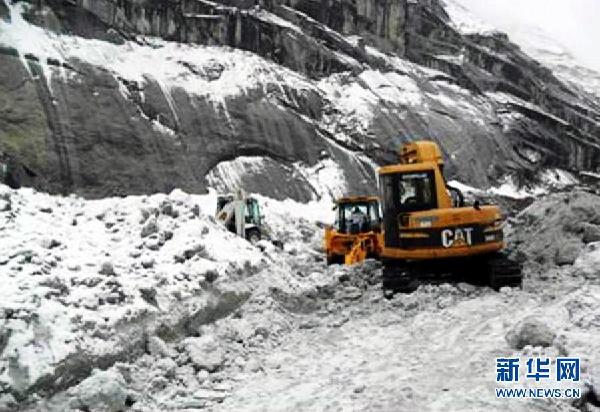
294 157 348 201
2 1 600 408
450 168 578 200
0 1 313 105
442 0 498 35
205 156 272 195
488 177 543 199
573 243 600 277
318 73 379 135
3 183 600 411
248 9 302 33
487 92 570 127
442 0 600 98
447 179 485 196
205 155 353 202
580 171 600 180
0 184 264 393
359 70 423 106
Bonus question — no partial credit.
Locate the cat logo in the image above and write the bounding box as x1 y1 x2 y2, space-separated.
442 227 474 248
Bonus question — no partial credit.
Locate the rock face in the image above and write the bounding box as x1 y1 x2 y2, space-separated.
0 0 599 199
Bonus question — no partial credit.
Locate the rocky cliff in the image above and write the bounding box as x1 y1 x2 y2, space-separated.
1 0 599 200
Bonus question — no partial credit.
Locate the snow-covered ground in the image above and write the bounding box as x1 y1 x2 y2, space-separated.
2 181 600 411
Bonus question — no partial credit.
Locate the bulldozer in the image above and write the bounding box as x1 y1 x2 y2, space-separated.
378 140 522 292
324 196 383 265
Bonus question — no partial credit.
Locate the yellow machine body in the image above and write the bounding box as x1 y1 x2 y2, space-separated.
324 196 383 265
378 141 505 261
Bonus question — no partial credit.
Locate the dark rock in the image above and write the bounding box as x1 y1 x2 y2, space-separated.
0 325 10 354
159 199 175 217
183 244 207 260
99 261 116 276
204 270 218 283
506 316 556 349
0 0 9 22
141 257 155 269
69 368 128 412
162 230 173 241
139 208 151 223
105 28 125 45
139 287 158 307
338 273 351 283
41 238 61 249
191 204 200 217
554 240 582 266
583 224 600 244
141 218 158 238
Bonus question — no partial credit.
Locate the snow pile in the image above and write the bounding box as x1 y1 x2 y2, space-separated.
0 184 267 399
488 175 547 199
508 189 600 270
2 183 600 411
0 183 349 410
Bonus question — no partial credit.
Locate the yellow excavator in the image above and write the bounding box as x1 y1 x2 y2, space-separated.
378 140 522 292
324 196 383 265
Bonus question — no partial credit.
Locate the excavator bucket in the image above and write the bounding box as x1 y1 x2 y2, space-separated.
344 236 371 265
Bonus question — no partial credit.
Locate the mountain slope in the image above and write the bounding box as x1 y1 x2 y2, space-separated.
0 0 599 200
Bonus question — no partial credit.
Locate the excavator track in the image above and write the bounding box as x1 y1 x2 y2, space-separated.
382 253 523 294
486 254 523 290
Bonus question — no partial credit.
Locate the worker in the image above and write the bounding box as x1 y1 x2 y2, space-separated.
349 206 366 234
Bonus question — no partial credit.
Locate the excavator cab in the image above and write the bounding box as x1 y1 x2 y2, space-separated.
379 140 522 291
324 196 383 265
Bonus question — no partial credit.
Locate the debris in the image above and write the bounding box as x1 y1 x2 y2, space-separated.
182 335 225 372
99 262 116 276
68 368 128 412
147 335 174 358
140 287 158 307
141 218 159 238
141 257 155 269
506 316 556 349
554 240 581 266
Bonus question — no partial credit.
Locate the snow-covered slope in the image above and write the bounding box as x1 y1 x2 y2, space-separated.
444 0 600 100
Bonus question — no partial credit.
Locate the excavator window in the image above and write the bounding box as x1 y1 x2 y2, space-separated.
381 171 437 214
